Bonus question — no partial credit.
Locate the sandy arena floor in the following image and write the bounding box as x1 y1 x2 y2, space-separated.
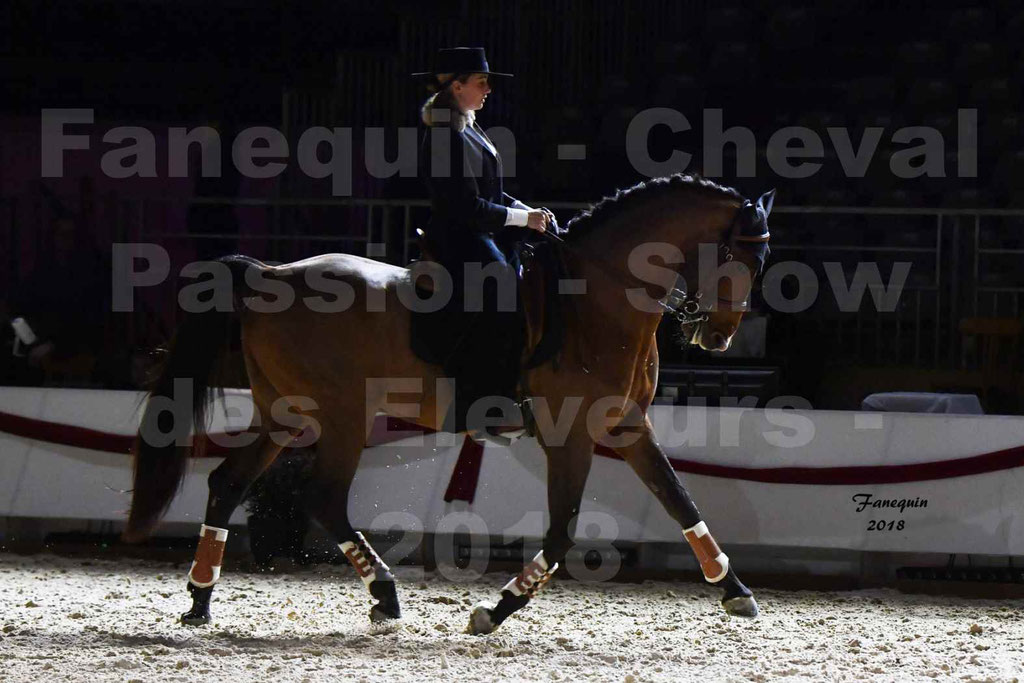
2 553 1023 682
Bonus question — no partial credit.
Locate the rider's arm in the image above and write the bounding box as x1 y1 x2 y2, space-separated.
502 193 532 227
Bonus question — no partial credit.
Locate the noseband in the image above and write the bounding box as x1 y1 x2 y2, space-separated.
662 200 772 327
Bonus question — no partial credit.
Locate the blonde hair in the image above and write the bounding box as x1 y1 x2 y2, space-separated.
424 72 472 95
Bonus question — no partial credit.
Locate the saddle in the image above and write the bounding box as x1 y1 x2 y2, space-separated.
408 235 568 437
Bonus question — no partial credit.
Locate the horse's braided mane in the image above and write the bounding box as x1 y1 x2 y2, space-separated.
564 173 743 241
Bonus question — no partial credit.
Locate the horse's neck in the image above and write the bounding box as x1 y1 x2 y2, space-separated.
574 200 728 289
566 199 732 337
565 243 663 344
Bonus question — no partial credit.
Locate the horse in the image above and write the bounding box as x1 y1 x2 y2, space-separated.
122 173 775 634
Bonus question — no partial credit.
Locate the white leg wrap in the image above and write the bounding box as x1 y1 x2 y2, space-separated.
340 532 390 589
503 550 558 597
683 521 709 537
187 567 221 589
683 521 730 584
188 524 229 588
199 524 229 541
705 553 730 583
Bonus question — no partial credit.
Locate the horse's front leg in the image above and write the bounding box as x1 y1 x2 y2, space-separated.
613 415 758 617
305 424 401 623
467 431 594 634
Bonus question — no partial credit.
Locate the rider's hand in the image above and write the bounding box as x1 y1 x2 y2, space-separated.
540 208 558 232
526 210 549 233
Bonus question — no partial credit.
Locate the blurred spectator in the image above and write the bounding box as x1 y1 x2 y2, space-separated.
9 214 109 384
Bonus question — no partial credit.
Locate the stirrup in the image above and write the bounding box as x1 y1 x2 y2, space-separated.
519 397 537 438
470 398 531 445
469 425 527 447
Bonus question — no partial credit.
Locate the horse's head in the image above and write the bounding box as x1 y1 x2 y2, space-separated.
681 189 774 352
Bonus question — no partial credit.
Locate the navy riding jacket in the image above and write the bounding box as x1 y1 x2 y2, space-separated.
419 116 527 270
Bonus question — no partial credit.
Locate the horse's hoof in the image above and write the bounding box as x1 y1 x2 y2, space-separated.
722 595 759 618
467 602 497 635
368 580 401 623
180 610 211 626
182 583 214 626
369 605 401 623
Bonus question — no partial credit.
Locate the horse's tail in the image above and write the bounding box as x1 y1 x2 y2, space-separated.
123 255 262 542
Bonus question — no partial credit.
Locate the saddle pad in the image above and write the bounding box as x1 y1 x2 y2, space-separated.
408 240 566 371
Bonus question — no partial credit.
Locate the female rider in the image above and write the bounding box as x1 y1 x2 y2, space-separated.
415 47 551 431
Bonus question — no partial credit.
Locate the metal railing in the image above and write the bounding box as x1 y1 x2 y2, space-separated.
3 193 1022 369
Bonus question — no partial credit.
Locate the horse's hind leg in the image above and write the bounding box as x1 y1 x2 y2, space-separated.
612 415 757 617
469 430 594 635
180 427 288 625
304 421 401 623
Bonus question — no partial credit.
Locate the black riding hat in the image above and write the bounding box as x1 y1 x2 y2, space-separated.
411 47 513 78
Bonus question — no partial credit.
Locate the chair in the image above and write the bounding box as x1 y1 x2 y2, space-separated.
766 7 817 49
596 76 632 107
704 7 753 41
968 78 1020 112
40 351 98 387
947 8 996 41
595 106 640 154
901 78 955 117
953 42 999 82
796 110 846 132
843 77 897 110
949 317 1024 411
707 42 758 85
942 187 995 209
652 41 700 73
992 149 1024 197
648 74 702 110
895 41 947 80
919 112 956 140
988 115 1022 155
1007 11 1024 48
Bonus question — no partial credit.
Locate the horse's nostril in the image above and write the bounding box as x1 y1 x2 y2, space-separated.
710 332 727 349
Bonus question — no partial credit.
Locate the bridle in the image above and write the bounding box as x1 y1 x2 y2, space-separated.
538 198 771 328
665 232 771 328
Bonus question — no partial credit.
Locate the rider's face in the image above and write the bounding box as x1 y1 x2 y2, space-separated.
452 74 491 113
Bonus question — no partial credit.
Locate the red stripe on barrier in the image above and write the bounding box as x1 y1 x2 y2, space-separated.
3 409 1024 487
591 442 1024 485
0 410 254 457
0 410 137 454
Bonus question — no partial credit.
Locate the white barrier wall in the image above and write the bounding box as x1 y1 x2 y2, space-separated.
2 387 1024 555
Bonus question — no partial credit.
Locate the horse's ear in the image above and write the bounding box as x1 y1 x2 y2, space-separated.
757 189 776 216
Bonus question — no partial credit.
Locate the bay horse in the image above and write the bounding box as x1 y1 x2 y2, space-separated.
123 174 775 634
